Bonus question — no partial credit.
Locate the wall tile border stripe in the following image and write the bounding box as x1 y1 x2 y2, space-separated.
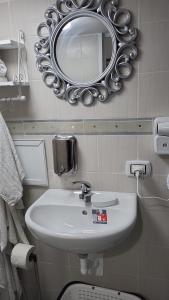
7 119 153 135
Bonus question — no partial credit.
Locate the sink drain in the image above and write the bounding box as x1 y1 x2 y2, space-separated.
82 210 88 215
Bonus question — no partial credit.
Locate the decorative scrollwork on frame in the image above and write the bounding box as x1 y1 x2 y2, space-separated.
35 0 138 106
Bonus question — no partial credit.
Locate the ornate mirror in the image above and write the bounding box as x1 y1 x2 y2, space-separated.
35 0 138 106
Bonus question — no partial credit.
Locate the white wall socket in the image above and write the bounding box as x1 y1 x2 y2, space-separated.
125 160 152 177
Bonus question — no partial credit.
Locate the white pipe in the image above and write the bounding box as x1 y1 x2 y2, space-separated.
79 254 88 275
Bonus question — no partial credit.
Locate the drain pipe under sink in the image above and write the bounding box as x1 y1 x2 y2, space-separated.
79 254 88 275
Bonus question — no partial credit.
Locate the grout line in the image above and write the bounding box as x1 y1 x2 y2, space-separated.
7 0 12 39
139 70 169 75
47 169 169 177
140 242 169 249
136 135 139 160
96 135 100 171
137 3 141 291
137 0 140 119
137 70 140 119
140 19 169 25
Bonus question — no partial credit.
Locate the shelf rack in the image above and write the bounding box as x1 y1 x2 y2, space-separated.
0 31 29 100
0 39 24 50
0 81 29 87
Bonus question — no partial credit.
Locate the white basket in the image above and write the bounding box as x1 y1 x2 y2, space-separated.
59 283 142 300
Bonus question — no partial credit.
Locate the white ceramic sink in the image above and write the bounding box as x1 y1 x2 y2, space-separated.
25 189 137 254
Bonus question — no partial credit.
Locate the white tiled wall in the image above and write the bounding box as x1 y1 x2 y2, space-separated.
1 0 169 300
18 134 169 300
1 0 169 120
1 0 169 121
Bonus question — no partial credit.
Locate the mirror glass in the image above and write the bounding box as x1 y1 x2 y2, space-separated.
55 16 116 84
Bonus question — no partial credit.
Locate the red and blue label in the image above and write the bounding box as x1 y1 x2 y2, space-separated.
92 209 108 224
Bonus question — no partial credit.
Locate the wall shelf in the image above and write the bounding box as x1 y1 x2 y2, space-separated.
0 31 29 101
0 39 24 50
0 81 29 87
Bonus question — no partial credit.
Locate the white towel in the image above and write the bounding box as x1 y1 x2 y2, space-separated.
0 252 7 289
0 198 7 252
0 112 24 206
0 113 28 299
8 206 29 245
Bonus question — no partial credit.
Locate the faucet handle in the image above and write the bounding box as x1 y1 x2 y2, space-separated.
72 180 91 192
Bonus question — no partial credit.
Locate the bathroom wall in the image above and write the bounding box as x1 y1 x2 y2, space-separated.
1 0 169 300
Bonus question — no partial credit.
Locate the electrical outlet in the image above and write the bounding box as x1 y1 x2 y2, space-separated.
125 160 152 177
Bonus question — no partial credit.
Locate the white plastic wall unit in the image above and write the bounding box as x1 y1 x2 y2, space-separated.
14 139 48 186
154 117 169 155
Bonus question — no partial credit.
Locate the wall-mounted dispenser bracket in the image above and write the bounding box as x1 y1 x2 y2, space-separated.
52 135 78 176
154 117 169 155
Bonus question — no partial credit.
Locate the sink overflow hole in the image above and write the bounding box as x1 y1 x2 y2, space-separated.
82 210 88 215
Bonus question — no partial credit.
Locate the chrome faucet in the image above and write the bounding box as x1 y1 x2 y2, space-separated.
72 181 92 203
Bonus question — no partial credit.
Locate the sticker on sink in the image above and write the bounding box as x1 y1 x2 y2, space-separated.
92 209 107 224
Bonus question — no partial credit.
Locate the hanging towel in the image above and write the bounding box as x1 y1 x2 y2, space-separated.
0 252 7 289
0 198 7 252
8 206 29 245
0 112 24 206
6 205 18 246
0 112 29 300
0 113 28 249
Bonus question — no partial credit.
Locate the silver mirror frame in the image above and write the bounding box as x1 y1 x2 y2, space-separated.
35 0 138 106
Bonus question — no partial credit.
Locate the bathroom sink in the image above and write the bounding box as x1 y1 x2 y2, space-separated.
25 189 137 254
